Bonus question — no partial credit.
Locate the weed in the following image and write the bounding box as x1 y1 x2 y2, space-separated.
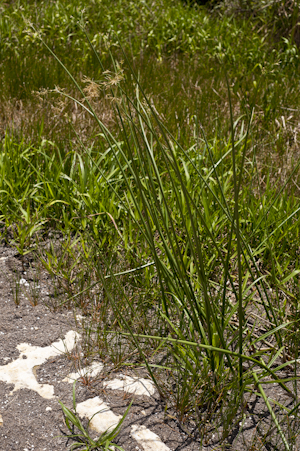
11 275 21 307
59 382 131 451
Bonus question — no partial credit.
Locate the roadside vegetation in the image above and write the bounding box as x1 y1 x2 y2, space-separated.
1 0 300 448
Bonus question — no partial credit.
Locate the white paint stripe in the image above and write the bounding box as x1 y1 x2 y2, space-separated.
76 397 121 434
103 375 156 397
75 397 171 451
0 330 79 398
131 425 171 451
63 361 104 383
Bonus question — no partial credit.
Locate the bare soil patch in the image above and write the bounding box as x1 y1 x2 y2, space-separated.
0 242 202 451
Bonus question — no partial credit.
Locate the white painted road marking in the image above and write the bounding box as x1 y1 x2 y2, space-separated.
63 361 104 384
131 425 171 451
0 329 171 451
0 330 79 398
76 396 122 434
103 375 156 397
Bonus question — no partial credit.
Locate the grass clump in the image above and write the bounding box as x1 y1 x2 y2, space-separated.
1 0 300 449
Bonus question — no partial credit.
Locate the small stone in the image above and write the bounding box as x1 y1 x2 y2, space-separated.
46 406 52 411
19 278 29 286
0 414 3 426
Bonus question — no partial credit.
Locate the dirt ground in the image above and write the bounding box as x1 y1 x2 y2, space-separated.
0 237 299 451
0 240 203 451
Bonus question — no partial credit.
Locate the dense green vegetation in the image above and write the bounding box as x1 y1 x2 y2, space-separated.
1 0 300 448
